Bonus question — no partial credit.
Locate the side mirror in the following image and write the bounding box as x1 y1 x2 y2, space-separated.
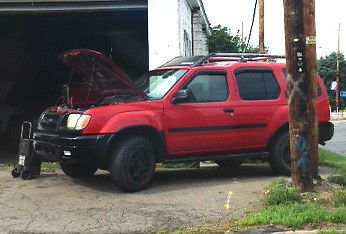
171 89 190 104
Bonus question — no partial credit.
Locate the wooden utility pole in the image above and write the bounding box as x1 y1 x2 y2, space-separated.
336 23 341 112
284 0 318 192
259 0 265 54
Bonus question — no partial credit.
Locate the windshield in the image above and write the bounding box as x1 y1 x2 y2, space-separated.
135 69 188 99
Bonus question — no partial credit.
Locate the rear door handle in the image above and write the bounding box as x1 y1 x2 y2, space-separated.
224 108 234 113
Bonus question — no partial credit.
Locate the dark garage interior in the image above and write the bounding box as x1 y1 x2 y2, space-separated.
0 8 148 161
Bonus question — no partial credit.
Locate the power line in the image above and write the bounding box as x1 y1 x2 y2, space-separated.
246 0 258 52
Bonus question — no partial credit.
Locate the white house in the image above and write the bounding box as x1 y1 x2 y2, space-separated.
148 0 211 69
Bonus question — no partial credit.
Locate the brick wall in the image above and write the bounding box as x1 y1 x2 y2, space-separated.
192 9 209 55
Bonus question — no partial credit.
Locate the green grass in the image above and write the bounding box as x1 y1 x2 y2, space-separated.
236 203 346 228
319 148 346 186
319 148 346 173
0 163 12 171
236 167 346 229
319 229 346 234
0 162 60 171
41 162 60 171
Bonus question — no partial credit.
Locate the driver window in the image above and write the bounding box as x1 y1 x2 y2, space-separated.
184 73 229 103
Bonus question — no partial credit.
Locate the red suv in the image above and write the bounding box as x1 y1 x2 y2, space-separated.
33 49 334 192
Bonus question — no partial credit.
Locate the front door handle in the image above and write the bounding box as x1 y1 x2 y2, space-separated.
224 108 234 113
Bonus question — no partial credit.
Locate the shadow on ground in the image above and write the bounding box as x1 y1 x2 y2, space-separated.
73 164 276 194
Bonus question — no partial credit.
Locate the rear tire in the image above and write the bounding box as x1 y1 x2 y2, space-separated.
269 131 291 175
109 137 155 192
216 159 243 168
60 163 98 179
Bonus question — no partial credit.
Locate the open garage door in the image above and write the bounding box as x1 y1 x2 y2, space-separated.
0 1 148 161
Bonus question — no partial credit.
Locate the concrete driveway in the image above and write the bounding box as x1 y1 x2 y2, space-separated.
0 164 333 233
0 164 275 233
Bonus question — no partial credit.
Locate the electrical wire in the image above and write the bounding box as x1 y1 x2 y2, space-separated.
245 0 258 52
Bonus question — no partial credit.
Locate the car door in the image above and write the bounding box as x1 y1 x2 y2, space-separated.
164 70 238 156
232 67 282 150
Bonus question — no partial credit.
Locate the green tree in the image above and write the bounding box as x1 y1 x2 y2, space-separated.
208 25 258 53
317 52 346 110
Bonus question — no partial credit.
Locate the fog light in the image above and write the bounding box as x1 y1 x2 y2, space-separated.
63 151 72 156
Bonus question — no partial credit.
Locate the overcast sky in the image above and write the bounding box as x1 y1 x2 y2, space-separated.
203 0 346 58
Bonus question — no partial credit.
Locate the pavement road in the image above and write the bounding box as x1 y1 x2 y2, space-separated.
321 120 346 155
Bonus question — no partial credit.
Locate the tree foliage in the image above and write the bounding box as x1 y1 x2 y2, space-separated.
208 25 258 53
317 52 346 110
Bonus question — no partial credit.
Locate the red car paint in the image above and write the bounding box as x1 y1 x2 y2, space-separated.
79 60 330 157
36 50 332 162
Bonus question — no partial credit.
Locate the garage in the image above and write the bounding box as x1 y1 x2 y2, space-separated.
0 0 148 160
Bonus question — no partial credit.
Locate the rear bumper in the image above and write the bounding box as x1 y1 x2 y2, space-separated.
33 132 112 166
319 122 334 145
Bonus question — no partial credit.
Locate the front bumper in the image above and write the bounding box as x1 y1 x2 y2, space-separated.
319 122 334 145
33 132 112 166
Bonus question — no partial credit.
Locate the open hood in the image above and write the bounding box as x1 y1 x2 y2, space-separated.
61 49 146 107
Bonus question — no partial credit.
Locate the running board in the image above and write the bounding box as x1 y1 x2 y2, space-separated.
163 151 268 164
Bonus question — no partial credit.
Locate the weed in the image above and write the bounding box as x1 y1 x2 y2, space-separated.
330 189 346 207
264 178 301 205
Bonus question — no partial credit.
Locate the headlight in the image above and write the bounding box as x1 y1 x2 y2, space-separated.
75 115 91 130
66 114 91 130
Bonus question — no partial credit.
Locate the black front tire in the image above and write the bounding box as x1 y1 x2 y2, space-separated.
269 131 291 175
11 168 21 178
60 163 98 179
21 169 32 180
109 137 156 192
216 159 243 168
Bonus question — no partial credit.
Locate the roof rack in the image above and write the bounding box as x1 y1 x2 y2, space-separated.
192 53 286 67
159 53 286 68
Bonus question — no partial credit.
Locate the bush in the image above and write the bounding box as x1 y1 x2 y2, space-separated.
264 178 301 205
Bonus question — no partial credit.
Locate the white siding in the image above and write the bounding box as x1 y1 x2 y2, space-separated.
148 0 208 69
148 0 180 69
178 0 193 57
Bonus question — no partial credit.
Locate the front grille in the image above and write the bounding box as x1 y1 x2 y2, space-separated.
38 113 60 131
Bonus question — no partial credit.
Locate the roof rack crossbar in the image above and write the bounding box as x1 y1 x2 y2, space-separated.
193 53 286 67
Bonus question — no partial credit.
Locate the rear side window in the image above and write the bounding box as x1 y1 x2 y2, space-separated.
235 70 280 100
282 68 322 96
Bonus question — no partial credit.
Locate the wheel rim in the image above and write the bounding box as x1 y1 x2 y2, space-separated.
128 148 151 182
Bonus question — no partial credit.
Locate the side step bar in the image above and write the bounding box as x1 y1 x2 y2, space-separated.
163 151 268 164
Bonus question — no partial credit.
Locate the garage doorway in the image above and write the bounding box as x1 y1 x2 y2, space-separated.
0 7 148 162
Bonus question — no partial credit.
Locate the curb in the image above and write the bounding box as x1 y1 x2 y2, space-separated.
273 231 318 234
